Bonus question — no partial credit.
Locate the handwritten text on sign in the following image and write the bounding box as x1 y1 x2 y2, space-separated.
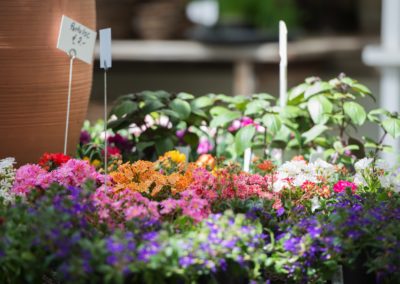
57 15 97 64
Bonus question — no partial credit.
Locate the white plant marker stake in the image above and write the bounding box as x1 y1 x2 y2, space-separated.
57 15 97 154
243 148 252 173
279 21 288 108
100 28 112 189
277 21 288 163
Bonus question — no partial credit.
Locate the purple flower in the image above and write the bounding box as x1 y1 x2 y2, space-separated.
277 207 285 217
176 129 186 140
179 255 195 268
106 238 125 253
283 237 301 253
80 130 91 145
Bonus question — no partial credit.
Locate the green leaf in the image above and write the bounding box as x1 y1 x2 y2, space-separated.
343 102 366 125
191 96 214 109
235 125 256 155
382 118 400 138
253 93 276 100
244 99 270 115
141 100 165 114
210 106 230 117
111 101 138 118
302 125 329 144
177 92 195 100
368 108 390 123
210 111 241 128
262 114 281 134
304 82 332 99
183 132 199 147
288 83 308 104
170 99 191 120
136 141 155 152
155 137 175 155
307 95 332 124
279 106 303 119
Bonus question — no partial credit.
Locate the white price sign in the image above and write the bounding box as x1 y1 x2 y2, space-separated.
57 15 97 64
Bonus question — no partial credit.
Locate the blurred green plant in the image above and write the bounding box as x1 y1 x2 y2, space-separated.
218 0 299 29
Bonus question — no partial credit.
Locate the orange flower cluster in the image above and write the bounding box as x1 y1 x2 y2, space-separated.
110 160 196 198
301 181 331 199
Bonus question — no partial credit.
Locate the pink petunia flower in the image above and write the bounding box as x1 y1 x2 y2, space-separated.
333 180 357 193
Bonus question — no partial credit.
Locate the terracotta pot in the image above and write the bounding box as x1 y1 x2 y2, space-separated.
0 0 96 164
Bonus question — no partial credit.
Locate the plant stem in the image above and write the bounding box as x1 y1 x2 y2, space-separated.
339 99 346 146
373 130 387 163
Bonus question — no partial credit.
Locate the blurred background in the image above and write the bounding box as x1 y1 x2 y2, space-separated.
89 0 382 135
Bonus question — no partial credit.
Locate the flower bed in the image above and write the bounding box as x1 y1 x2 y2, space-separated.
1 152 399 283
1 75 400 283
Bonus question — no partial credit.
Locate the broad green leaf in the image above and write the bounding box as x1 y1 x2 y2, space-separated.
343 102 366 125
253 93 276 101
235 125 256 155
307 95 332 124
210 111 241 128
382 118 400 138
170 99 191 120
288 83 308 103
262 113 281 134
111 101 137 117
368 108 390 123
177 92 195 100
244 99 270 115
210 106 230 117
304 82 332 99
302 125 329 144
279 105 303 119
191 96 214 109
141 100 165 113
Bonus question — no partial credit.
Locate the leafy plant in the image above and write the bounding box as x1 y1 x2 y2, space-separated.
108 91 213 161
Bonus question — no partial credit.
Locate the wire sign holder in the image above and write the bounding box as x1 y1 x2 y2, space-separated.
57 15 97 155
99 28 112 189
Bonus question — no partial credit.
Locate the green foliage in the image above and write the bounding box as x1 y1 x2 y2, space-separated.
108 91 214 161
218 0 299 29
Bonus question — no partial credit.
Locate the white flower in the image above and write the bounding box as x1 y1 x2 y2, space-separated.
378 175 391 188
278 160 307 178
0 157 15 172
376 159 390 172
272 179 289 192
353 173 367 186
355 158 373 171
311 196 321 212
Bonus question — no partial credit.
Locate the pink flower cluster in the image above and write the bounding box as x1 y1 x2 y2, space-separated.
92 185 210 228
188 168 277 201
228 117 264 133
333 180 357 193
12 159 103 195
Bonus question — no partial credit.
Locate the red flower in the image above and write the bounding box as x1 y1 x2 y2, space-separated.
38 152 71 171
101 146 121 158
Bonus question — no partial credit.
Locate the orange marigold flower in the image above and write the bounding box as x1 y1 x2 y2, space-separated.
257 160 276 172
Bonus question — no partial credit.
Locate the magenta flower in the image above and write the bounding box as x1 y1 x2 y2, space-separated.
197 137 213 154
333 180 357 193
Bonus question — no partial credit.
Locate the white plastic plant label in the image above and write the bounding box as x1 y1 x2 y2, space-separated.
99 28 112 69
57 15 97 64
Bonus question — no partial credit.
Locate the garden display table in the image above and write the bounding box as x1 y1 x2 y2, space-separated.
94 36 366 96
